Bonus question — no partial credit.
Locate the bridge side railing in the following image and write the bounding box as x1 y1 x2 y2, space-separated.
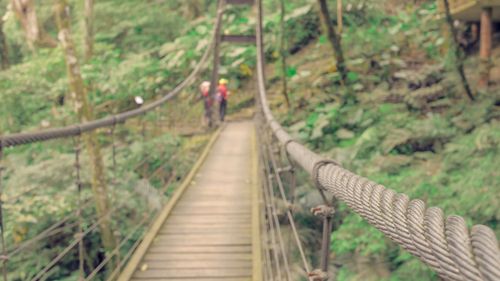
0 3 223 280
254 0 500 280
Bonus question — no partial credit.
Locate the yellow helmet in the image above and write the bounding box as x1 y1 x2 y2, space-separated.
219 78 228 85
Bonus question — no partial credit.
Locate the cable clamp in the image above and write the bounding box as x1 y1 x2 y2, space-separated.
311 205 335 218
277 166 292 173
308 269 328 281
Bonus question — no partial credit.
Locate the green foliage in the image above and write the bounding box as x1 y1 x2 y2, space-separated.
332 211 388 256
271 2 499 278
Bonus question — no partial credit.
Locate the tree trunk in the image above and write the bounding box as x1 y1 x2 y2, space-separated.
337 0 343 34
479 7 492 89
11 0 57 49
317 0 351 100
54 0 117 267
279 0 290 109
0 14 9 69
184 0 202 19
442 0 474 100
83 0 94 61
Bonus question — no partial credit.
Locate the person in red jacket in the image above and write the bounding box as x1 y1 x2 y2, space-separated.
217 78 230 122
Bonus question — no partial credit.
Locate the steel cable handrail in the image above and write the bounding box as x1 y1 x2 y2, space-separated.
254 0 500 280
0 5 225 280
0 10 219 148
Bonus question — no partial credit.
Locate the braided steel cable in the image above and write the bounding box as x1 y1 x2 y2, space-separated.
0 7 220 149
254 0 500 279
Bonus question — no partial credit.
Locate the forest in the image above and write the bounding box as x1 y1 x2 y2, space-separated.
0 0 498 280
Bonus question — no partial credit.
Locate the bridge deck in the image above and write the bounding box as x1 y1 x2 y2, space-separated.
119 121 260 281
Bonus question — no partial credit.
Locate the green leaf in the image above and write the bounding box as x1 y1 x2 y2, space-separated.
319 35 327 45
347 71 359 83
286 66 297 78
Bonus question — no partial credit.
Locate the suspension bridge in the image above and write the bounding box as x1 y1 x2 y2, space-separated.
0 0 499 280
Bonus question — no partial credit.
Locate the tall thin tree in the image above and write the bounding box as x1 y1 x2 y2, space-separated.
0 1 9 69
442 0 474 100
337 0 343 34
279 0 290 109
54 0 117 266
317 0 351 100
83 0 94 61
11 0 57 49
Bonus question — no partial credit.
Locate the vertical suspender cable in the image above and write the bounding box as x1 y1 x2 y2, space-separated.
0 143 8 281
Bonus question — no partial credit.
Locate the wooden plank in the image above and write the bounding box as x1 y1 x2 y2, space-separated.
221 35 256 44
133 268 252 279
134 260 252 269
148 245 252 254
152 238 250 246
132 278 251 281
143 253 252 261
122 122 259 281
117 128 223 281
159 228 251 235
164 215 251 224
171 210 250 215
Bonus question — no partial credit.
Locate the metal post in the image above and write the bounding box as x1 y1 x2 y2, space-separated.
109 124 121 270
310 203 335 281
0 143 7 281
141 113 148 178
73 137 84 280
110 126 117 188
320 216 332 272
208 0 224 127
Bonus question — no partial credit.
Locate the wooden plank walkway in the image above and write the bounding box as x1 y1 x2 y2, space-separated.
438 0 500 21
119 121 261 281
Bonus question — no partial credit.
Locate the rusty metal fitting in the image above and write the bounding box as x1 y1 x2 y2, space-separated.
308 269 328 281
311 205 335 218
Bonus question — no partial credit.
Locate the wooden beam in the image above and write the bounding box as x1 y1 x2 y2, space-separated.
251 126 263 281
479 6 492 88
221 34 256 44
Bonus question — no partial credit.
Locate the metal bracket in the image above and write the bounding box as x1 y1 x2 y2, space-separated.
311 205 335 219
308 269 328 281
